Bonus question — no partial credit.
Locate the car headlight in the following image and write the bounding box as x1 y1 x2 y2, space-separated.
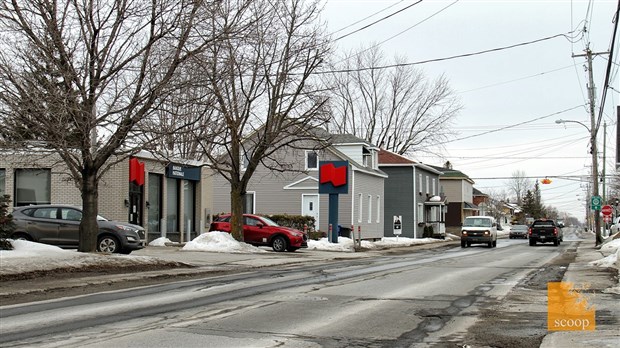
115 225 136 232
462 231 468 235
484 231 489 235
126 235 138 242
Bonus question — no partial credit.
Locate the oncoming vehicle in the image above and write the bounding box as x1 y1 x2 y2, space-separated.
461 216 497 248
509 224 529 239
209 214 308 252
11 204 146 254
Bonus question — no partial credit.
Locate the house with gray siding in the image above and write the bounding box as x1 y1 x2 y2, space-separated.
427 163 478 234
207 134 387 240
378 150 446 239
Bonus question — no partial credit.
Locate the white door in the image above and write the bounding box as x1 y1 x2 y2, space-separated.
302 194 319 230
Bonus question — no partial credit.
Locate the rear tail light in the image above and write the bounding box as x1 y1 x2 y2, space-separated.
553 228 558 235
528 228 532 235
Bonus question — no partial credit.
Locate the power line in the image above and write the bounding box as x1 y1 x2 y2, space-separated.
331 0 408 35
319 32 581 75
335 0 460 65
434 105 585 145
334 0 424 41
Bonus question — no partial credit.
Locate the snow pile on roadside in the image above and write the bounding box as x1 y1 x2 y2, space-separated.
149 237 172 246
0 240 179 276
181 231 266 253
589 238 620 294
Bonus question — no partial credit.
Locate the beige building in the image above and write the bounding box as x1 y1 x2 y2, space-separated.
0 151 209 243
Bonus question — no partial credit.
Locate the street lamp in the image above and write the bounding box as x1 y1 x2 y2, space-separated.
555 118 602 245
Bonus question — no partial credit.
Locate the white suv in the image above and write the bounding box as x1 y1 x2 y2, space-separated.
611 217 620 235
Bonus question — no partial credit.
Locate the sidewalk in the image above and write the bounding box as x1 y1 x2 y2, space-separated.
540 241 620 348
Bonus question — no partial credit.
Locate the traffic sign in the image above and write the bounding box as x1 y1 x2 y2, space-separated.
601 205 613 216
591 196 602 211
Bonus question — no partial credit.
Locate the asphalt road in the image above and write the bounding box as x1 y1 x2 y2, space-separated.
0 235 578 347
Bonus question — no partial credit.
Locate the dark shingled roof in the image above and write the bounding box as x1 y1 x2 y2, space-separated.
377 149 416 164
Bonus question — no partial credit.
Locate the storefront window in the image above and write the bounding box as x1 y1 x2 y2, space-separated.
14 169 51 206
148 173 162 233
166 177 179 233
183 181 195 232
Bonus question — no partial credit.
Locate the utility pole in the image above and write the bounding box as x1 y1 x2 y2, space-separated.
573 47 604 246
602 121 606 203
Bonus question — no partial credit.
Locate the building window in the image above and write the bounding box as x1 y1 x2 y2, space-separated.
166 177 180 233
367 194 372 223
241 150 250 171
358 193 363 223
432 178 436 196
426 176 429 194
376 195 381 223
418 174 422 193
14 169 51 206
0 169 5 197
417 203 425 224
305 151 318 170
183 180 196 233
148 173 163 234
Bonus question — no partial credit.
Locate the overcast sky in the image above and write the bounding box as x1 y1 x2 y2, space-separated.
320 0 619 222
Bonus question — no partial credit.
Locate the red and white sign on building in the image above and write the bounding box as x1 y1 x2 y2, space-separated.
601 205 613 216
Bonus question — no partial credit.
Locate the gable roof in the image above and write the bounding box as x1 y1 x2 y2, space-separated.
377 149 443 174
473 187 487 196
426 164 475 184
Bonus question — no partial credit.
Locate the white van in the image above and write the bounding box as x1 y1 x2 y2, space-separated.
461 216 497 248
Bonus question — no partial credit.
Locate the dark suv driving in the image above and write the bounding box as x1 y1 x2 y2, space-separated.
11 205 146 254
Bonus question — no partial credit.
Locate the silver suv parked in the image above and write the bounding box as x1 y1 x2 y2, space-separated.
11 204 146 254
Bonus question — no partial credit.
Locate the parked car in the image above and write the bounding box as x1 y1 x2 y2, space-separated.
509 224 529 239
461 216 497 248
610 217 620 234
210 214 308 252
11 204 146 254
528 218 563 246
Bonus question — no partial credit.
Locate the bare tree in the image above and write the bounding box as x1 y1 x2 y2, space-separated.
0 0 224 252
507 170 533 206
328 45 462 156
162 0 332 240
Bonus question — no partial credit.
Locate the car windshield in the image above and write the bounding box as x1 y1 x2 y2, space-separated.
463 218 492 227
512 225 528 231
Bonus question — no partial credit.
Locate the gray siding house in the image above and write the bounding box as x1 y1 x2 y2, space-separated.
378 150 446 239
427 163 477 234
207 134 387 240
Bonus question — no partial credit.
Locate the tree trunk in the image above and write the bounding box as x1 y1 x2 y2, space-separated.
79 168 99 252
230 183 245 241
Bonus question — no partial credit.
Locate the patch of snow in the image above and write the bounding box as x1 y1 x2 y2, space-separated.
181 231 267 253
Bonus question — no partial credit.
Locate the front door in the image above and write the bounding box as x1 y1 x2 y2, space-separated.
129 182 143 226
302 194 319 230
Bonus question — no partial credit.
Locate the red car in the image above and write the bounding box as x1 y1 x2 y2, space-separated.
209 214 308 252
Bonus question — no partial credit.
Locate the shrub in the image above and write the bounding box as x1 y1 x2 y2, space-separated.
0 195 16 250
268 214 316 233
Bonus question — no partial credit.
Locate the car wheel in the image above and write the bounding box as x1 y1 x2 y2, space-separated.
461 241 466 248
286 247 299 252
554 239 559 246
11 233 33 241
488 241 493 248
493 240 497 247
98 235 120 253
529 239 536 246
271 236 287 252
466 241 471 247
